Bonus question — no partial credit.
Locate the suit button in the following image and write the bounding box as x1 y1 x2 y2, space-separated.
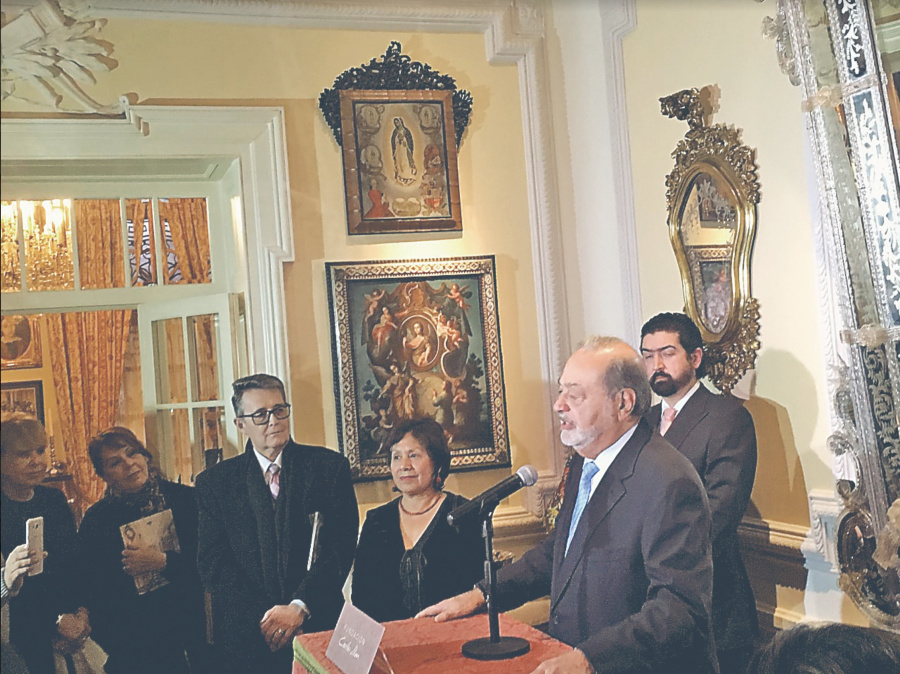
551 614 559 625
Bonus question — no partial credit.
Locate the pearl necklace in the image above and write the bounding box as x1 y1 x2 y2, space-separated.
399 495 441 516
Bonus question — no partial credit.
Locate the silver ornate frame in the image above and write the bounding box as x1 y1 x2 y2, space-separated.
768 0 900 627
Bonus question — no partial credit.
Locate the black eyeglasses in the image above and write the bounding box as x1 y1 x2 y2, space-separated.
237 403 291 426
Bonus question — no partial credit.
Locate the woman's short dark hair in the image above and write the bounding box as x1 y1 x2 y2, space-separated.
88 427 153 478
384 418 451 491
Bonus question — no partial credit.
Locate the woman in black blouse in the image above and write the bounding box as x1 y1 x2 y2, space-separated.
78 427 212 674
352 418 484 622
1 412 88 674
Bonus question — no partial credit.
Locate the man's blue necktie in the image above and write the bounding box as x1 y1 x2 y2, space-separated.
566 460 599 554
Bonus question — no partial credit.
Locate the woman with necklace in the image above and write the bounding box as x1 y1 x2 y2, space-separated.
352 418 483 622
78 427 213 674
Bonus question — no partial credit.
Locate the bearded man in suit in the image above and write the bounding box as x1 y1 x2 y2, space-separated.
419 337 717 674
640 312 758 674
196 374 358 673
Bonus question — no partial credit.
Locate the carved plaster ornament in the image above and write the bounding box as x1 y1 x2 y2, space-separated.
1 0 124 114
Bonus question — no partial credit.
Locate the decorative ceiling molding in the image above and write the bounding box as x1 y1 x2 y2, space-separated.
1 0 126 114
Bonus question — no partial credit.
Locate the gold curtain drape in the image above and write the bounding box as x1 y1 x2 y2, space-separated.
76 199 124 289
47 310 134 512
160 198 211 285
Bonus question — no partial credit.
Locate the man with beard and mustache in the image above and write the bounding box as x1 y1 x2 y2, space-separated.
418 337 717 674
640 313 758 674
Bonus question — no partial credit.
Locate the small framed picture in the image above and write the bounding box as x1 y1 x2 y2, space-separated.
326 256 510 481
1 315 42 369
339 89 462 235
1 380 45 425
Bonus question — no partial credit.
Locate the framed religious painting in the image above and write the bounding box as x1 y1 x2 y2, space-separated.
338 89 462 235
326 256 510 482
1 380 45 424
1 314 42 369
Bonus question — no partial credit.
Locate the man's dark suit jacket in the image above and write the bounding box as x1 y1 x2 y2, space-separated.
196 439 359 673
493 419 717 674
646 385 758 653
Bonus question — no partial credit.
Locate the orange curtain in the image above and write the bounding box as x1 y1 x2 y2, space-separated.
160 198 211 284
76 199 124 289
47 310 134 511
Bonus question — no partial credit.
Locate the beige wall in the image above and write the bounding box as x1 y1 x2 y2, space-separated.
77 20 550 508
622 0 864 624
624 0 830 527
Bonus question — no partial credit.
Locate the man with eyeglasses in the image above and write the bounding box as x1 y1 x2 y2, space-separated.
196 374 358 674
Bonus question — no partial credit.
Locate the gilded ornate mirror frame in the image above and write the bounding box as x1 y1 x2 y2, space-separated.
660 87 761 394
766 0 900 627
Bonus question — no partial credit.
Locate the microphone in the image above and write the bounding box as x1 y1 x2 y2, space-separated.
447 465 538 525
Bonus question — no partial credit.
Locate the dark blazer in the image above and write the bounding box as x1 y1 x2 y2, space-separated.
196 439 359 674
646 385 758 651
78 480 209 674
352 492 484 622
493 420 717 674
1 486 80 674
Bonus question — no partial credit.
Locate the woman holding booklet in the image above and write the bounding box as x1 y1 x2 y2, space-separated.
78 427 212 674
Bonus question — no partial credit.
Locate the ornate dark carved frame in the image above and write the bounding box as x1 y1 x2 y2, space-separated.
319 41 473 148
660 87 761 394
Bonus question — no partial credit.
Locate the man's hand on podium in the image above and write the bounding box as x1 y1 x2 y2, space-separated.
529 648 593 674
415 588 485 622
260 603 306 651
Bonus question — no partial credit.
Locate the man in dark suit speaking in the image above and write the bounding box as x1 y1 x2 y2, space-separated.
418 337 717 674
196 374 358 673
640 313 758 673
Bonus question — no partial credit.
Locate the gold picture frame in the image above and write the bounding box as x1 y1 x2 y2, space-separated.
1 314 42 370
325 256 510 482
339 89 462 235
661 88 760 393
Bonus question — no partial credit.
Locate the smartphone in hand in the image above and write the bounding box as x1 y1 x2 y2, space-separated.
26 517 44 576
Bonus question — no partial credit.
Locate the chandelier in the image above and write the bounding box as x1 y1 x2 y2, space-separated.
0 199 74 292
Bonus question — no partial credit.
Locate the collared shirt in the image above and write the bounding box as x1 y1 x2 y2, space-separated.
583 424 638 501
660 380 701 427
252 447 283 477
251 445 310 619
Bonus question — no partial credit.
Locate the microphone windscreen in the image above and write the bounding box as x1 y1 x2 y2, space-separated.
516 465 538 487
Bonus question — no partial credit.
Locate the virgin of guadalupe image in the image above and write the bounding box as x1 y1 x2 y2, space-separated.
391 117 417 186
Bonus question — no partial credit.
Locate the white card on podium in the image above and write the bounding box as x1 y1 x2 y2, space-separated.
325 603 385 674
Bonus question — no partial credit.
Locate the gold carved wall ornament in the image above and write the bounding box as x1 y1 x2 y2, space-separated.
660 87 761 393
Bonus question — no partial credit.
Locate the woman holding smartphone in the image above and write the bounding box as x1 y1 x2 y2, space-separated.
1 412 88 674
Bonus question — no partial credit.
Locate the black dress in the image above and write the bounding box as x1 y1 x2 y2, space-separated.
78 479 212 674
352 492 484 623
1 485 80 674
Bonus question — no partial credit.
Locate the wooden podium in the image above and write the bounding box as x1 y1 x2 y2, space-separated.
293 613 571 673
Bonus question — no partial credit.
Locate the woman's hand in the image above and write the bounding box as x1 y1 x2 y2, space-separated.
54 607 91 654
3 543 45 593
121 546 167 576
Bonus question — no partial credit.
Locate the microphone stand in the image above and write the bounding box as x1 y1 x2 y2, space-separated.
461 507 530 660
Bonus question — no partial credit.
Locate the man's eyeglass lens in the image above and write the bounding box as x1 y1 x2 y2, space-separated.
246 404 291 425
